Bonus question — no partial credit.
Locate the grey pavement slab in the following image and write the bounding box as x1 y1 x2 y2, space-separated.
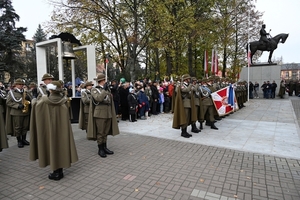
1 96 300 199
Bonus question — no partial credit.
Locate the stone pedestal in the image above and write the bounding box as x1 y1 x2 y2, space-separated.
240 64 281 97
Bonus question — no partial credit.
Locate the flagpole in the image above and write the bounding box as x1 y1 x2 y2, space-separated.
247 2 250 102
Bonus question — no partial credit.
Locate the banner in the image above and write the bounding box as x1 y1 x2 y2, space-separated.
211 86 239 116
204 50 208 76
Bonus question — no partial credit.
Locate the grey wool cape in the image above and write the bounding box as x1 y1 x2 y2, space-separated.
29 95 78 171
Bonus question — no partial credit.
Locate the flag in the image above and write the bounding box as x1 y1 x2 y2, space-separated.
247 51 251 66
204 50 208 75
211 49 215 74
214 49 218 74
227 84 234 108
211 86 239 116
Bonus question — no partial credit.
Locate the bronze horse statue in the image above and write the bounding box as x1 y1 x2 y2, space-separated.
247 33 289 64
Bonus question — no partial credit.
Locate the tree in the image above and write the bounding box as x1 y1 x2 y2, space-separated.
33 24 47 42
0 0 26 82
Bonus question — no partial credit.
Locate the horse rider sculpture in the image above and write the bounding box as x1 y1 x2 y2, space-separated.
259 24 271 51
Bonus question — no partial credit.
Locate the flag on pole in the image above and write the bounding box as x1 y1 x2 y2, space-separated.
211 49 215 74
211 86 239 116
247 51 251 66
204 50 208 76
214 49 218 74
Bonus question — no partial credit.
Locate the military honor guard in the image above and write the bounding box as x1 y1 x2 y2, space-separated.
37 73 54 100
87 74 120 158
79 81 93 131
191 77 201 133
6 79 32 148
199 79 218 130
172 74 197 138
29 81 78 180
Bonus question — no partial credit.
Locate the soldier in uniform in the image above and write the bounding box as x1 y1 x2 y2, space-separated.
199 79 218 130
29 81 78 180
172 74 197 138
0 84 8 152
6 79 32 148
87 74 120 158
28 82 38 98
191 77 201 133
79 81 93 131
37 73 54 100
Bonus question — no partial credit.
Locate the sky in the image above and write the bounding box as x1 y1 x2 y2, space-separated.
11 0 300 64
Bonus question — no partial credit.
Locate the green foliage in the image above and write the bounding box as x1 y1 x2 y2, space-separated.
44 0 263 81
0 0 26 80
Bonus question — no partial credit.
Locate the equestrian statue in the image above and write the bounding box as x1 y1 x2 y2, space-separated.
247 24 289 64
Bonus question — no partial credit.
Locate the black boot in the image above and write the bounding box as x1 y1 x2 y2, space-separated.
58 168 64 178
199 122 203 130
17 136 24 148
103 143 114 155
98 144 107 158
191 123 200 133
181 128 190 138
211 122 218 130
205 121 211 126
185 127 192 137
22 134 30 145
48 168 63 180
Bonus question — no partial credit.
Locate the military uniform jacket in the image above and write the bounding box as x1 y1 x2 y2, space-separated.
29 94 78 171
78 89 92 130
87 86 120 140
172 82 197 129
200 85 213 106
6 89 32 136
6 89 32 116
37 85 47 100
181 82 192 108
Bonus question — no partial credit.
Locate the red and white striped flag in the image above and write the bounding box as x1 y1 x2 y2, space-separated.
204 50 208 75
247 51 251 66
211 49 215 74
214 49 218 74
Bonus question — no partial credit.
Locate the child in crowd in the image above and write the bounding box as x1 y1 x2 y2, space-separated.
158 87 164 113
127 88 138 122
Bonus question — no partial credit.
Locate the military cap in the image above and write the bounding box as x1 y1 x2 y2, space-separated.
58 80 64 85
94 74 106 82
41 73 54 81
181 74 191 81
84 81 94 88
29 82 36 87
14 78 26 85
47 81 62 91
191 77 197 82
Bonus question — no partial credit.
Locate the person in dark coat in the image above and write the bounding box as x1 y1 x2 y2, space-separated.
271 80 277 99
119 82 130 121
127 88 138 122
136 86 149 120
150 82 159 115
110 79 120 117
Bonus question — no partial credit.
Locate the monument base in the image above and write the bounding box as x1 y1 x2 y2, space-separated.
240 64 281 96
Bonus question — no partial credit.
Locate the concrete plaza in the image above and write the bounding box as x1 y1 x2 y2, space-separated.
0 96 300 200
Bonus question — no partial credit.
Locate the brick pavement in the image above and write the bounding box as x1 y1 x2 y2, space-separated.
1 132 300 200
